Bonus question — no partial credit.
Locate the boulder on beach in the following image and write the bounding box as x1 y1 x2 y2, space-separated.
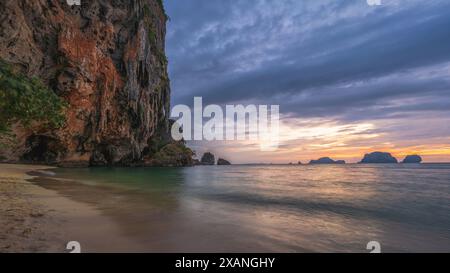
217 158 231 165
359 152 398 164
402 155 422 164
309 157 346 164
200 152 215 165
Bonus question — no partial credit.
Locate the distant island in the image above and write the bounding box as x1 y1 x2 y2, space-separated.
217 158 231 165
359 152 398 163
358 152 423 164
196 152 232 166
294 152 424 165
402 155 422 163
309 157 346 165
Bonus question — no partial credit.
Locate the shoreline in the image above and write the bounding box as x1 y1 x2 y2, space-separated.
2 163 450 253
0 164 146 253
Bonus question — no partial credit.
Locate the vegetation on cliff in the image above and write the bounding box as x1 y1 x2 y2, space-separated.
147 142 195 167
0 61 66 145
0 1 194 167
143 3 169 67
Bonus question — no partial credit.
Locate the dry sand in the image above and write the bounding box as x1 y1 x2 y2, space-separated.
0 164 146 253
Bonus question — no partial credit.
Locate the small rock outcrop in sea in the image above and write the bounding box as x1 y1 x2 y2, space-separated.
359 152 398 164
144 142 195 167
217 158 231 165
201 152 215 165
193 159 201 166
402 155 422 163
309 157 346 164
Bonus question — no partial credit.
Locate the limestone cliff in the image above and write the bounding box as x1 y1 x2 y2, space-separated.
0 0 189 166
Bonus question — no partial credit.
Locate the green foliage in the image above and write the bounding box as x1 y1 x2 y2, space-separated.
143 1 168 22
157 50 168 66
148 28 157 45
156 0 164 9
142 4 169 68
149 141 194 166
0 60 67 137
156 0 168 21
143 4 151 18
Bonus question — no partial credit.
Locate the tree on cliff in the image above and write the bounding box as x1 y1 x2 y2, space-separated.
0 61 66 144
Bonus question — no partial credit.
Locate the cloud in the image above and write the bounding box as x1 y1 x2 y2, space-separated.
165 0 450 162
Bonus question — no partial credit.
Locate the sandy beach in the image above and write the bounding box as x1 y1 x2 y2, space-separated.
0 164 145 253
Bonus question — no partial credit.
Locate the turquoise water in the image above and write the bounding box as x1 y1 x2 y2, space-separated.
44 164 450 252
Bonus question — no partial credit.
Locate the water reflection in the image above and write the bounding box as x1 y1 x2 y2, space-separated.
33 164 450 252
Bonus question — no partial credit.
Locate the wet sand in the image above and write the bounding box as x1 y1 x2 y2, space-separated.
0 164 146 253
5 163 449 253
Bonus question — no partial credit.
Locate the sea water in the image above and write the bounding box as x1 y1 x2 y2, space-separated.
39 164 450 252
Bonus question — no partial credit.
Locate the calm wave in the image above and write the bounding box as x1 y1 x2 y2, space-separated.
39 164 450 252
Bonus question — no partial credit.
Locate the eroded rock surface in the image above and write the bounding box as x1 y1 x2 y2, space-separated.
0 0 186 166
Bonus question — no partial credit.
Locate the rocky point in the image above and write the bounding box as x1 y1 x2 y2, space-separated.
0 0 192 167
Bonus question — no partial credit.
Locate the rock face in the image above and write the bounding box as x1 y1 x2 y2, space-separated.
217 158 231 165
402 155 422 163
309 157 345 164
360 152 398 164
143 141 194 167
200 152 215 165
0 1 189 166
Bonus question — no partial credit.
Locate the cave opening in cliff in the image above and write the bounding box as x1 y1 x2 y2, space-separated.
22 135 64 164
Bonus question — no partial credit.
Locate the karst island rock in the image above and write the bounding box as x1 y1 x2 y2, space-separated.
309 157 346 164
402 155 422 164
359 152 398 164
0 1 194 167
201 152 215 165
193 159 201 166
217 158 231 165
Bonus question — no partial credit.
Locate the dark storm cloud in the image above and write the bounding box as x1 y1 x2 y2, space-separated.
165 0 450 122
279 67 450 121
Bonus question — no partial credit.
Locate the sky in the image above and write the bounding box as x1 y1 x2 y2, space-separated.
164 0 450 163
